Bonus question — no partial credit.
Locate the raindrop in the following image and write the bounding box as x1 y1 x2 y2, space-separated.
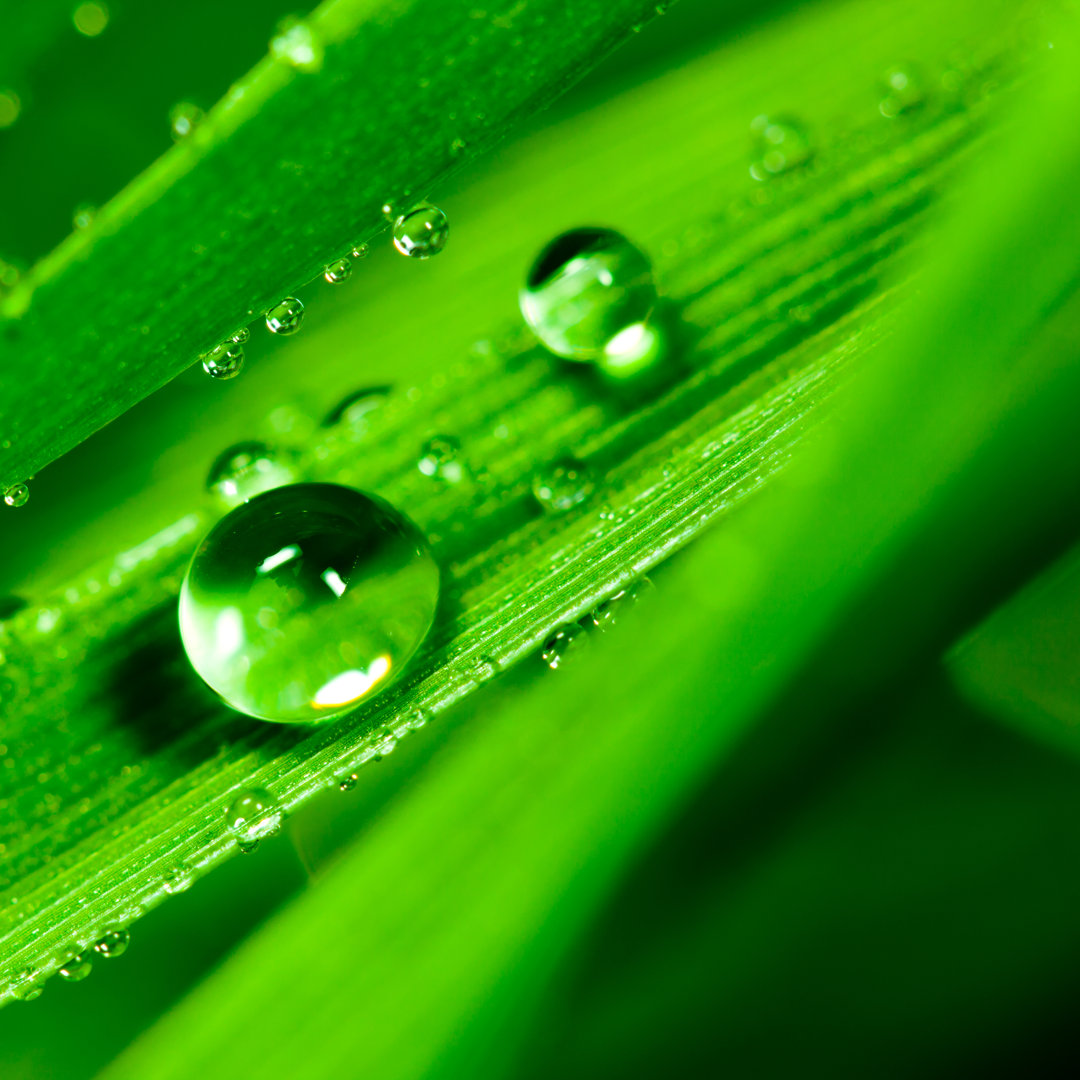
879 64 926 118
206 441 298 510
324 257 351 284
270 17 324 72
201 345 244 380
169 101 204 140
266 297 304 336
585 576 654 632
179 483 440 722
225 787 283 852
92 929 130 958
749 115 812 180
350 242 370 259
392 204 450 259
418 435 465 482
520 227 657 361
3 483 29 508
541 624 589 670
322 385 391 428
72 203 97 230
57 955 92 983
532 455 594 513
339 773 358 792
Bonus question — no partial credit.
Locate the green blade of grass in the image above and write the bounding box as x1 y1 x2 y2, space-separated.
97 13 1080 1079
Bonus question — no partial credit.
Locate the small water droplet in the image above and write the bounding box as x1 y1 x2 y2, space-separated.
532 456 594 513
520 228 657 362
169 101 204 140
92 929 130 958
72 203 97 230
266 297 304 335
322 385 391 429
225 787 283 852
350 242 370 259
14 969 43 1002
206 441 298 510
3 482 28 508
418 435 466 482
324 257 352 284
749 115 812 180
58 954 92 983
163 866 193 894
393 204 450 259
541 624 589 670
586 576 654 632
405 707 432 731
472 654 499 680
450 137 467 155
202 344 244 380
339 773 358 792
879 64 926 118
270 17 324 72
180 484 440 722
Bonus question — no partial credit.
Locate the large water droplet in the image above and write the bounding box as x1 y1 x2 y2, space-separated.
206 442 298 510
179 483 440 722
270 17 324 72
392 204 450 259
202 344 244 380
324 258 351 284
92 929 130 958
226 787 283 852
520 228 656 361
322 385 390 429
532 455 594 513
57 955 92 983
169 101 204 140
266 297 304 335
3 483 28 508
418 435 465 482
749 115 812 180
879 64 926 118
541 624 589 670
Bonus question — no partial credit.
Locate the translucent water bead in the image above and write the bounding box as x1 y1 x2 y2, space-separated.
179 483 440 722
520 227 656 361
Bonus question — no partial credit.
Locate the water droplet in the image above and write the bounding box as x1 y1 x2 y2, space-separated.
266 297 304 335
72 203 97 230
179 483 440 722
58 954 92 982
231 327 250 345
392 204 450 259
586 576 654 632
13 970 43 1002
92 929 130 958
270 17 324 72
202 344 244 380
749 115 812 180
72 1 109 37
879 64 926 118
532 455 594 513
206 442 298 510
418 435 465 482
225 787 283 851
169 101 204 140
520 228 657 361
0 595 27 619
322 385 390 428
541 624 589 670
339 773 358 792
163 866 193 894
0 89 22 130
350 242 370 259
405 707 431 731
472 654 499 680
324 257 351 284
3 483 29 508
450 137 467 155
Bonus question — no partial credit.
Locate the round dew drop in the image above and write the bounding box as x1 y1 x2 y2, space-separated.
749 115 812 180
206 441 298 510
418 435 465 483
532 455 594 513
520 227 657 362
3 483 29 508
58 955 92 983
541 624 589 670
324 258 351 284
202 345 244 380
179 483 440 723
93 929 130 959
879 64 926 118
322 385 391 429
266 297 304 335
169 101 204 140
226 787 282 851
393 205 450 259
